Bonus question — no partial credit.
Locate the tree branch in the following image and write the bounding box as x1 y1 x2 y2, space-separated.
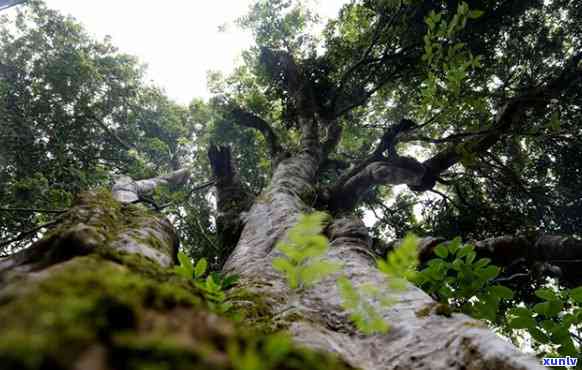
228 104 283 158
0 217 63 249
112 168 191 204
413 53 582 192
410 233 582 287
327 119 420 212
158 179 216 210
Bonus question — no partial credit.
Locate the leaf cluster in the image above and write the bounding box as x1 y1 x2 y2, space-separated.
415 238 513 322
507 286 582 358
175 252 239 314
272 212 342 290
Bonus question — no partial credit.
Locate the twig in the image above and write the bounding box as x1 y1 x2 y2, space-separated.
196 218 219 252
0 207 68 214
0 217 63 248
158 179 216 210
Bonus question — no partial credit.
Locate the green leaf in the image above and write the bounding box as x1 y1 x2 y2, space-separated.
175 252 194 279
534 288 557 301
490 285 514 300
457 245 474 258
468 10 484 19
177 252 193 269
434 244 448 258
568 286 582 303
272 257 294 274
221 274 240 290
528 327 550 344
194 258 208 279
465 251 476 264
474 258 491 269
509 315 536 329
378 233 419 281
533 302 550 316
299 259 342 287
480 265 499 280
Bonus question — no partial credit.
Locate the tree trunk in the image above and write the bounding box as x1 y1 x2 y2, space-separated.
222 152 544 370
0 160 544 370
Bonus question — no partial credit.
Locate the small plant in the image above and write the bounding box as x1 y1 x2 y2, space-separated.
272 212 342 290
338 234 420 334
174 251 239 314
378 233 420 289
227 333 293 370
337 277 392 334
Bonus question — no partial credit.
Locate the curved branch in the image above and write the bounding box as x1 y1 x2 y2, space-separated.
229 105 283 158
112 168 191 204
327 119 420 212
0 217 64 249
414 53 582 192
329 156 426 213
398 233 582 287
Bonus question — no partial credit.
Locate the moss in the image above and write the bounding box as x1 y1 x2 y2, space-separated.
434 303 452 317
0 254 203 370
415 304 432 318
228 288 281 334
28 190 175 268
0 252 354 370
255 192 274 204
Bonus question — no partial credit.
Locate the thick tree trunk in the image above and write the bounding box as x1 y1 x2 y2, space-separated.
222 153 544 370
0 187 351 369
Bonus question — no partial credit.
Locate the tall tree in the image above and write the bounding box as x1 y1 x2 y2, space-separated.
0 0 581 369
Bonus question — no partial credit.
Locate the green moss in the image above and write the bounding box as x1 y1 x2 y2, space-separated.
0 255 203 369
415 304 432 318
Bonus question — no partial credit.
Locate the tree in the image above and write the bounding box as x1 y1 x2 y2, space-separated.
1 0 581 369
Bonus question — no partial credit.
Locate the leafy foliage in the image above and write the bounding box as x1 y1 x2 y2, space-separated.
338 234 419 334
272 212 342 290
175 252 239 314
416 243 581 358
378 233 419 290
507 286 582 358
418 2 484 120
337 277 391 334
415 239 512 322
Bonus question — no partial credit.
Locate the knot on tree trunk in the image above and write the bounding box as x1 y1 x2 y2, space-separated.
327 217 372 250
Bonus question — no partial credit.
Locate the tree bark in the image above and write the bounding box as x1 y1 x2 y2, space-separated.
222 152 544 370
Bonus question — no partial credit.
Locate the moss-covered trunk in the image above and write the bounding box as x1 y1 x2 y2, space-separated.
0 190 351 370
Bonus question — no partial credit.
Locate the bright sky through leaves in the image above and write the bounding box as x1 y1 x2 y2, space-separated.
42 0 347 104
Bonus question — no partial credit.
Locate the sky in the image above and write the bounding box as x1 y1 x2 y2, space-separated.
42 0 347 105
